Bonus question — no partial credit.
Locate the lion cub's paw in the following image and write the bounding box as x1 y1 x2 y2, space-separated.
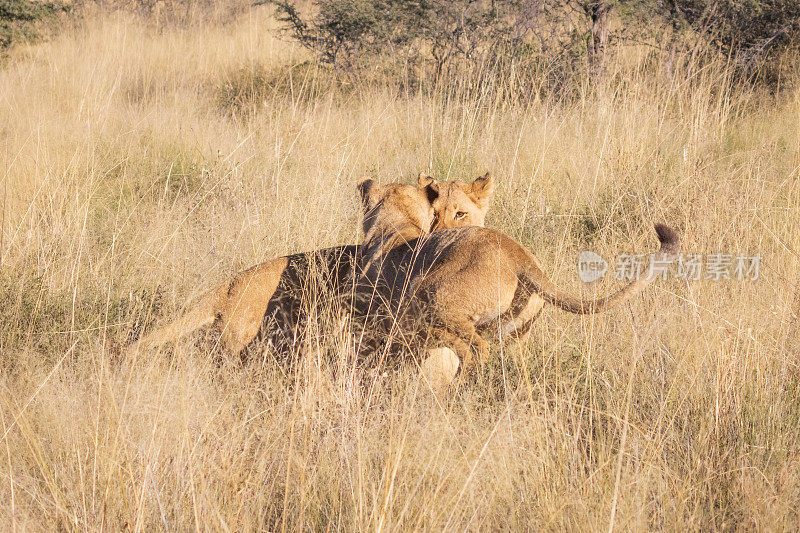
420 347 460 394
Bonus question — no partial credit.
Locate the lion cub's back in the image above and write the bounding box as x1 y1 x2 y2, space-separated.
422 226 530 267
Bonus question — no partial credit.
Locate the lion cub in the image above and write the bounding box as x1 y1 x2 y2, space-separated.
357 178 680 374
128 173 494 355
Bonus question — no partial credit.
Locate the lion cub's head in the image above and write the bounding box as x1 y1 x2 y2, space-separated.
418 172 494 230
356 172 496 250
357 178 437 248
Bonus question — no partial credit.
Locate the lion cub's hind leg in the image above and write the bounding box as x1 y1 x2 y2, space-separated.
429 318 489 377
419 347 460 394
215 257 290 354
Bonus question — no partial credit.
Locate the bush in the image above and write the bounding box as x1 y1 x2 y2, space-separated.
0 0 68 50
269 0 800 90
268 0 544 77
671 0 800 62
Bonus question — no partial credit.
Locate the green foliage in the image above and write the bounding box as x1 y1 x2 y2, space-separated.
270 0 799 89
269 0 404 66
269 0 543 74
0 0 67 50
671 0 800 60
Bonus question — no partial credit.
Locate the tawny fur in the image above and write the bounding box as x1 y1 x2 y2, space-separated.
428 172 494 231
128 174 493 355
357 180 680 374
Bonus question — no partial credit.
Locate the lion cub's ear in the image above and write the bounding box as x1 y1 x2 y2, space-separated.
417 172 440 204
357 177 380 208
417 172 437 189
470 172 494 206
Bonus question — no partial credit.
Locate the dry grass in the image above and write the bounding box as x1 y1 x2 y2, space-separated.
1 6 800 530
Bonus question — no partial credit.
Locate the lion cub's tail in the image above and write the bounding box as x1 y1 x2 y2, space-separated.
520 224 680 314
126 286 224 353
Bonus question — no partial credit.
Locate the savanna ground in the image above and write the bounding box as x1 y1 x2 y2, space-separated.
1 4 800 530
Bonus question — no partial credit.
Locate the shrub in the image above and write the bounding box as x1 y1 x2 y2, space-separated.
268 0 545 77
0 0 68 50
269 0 800 90
671 0 800 62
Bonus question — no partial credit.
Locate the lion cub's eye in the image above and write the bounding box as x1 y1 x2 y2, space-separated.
455 211 467 219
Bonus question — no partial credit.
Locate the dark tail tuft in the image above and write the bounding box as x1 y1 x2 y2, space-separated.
654 223 680 258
